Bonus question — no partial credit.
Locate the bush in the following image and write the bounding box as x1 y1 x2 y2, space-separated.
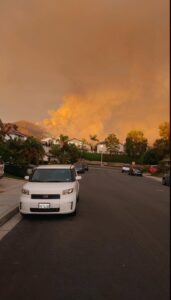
139 149 158 165
5 164 30 178
81 152 132 163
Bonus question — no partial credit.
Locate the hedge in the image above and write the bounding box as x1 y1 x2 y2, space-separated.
81 152 132 163
5 164 35 178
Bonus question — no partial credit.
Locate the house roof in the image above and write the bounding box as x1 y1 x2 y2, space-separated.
8 128 27 137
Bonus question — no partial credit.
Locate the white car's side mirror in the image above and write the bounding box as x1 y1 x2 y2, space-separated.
24 176 29 181
76 175 82 181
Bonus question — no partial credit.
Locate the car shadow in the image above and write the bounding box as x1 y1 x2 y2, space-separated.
22 213 76 223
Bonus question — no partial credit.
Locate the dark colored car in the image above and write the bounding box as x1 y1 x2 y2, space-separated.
83 162 89 171
162 172 170 186
74 163 85 174
128 168 143 176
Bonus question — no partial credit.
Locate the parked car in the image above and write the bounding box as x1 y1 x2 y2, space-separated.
0 159 4 179
83 162 89 171
162 171 170 186
121 164 130 173
74 163 85 174
20 164 81 216
128 167 143 176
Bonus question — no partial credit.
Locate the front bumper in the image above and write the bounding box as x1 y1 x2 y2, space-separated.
20 193 77 215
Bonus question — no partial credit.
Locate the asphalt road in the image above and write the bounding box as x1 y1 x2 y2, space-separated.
0 168 170 300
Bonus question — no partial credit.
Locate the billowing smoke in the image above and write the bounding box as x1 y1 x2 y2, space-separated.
0 0 169 142
43 71 169 143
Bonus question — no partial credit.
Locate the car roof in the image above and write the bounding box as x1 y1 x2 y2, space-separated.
36 164 74 170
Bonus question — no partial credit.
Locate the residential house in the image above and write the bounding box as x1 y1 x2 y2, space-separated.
41 137 60 162
68 138 91 151
97 142 124 154
5 128 27 141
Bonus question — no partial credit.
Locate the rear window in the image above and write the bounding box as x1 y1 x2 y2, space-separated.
30 169 75 183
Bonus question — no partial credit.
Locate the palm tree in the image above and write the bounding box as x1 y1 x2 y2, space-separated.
89 134 99 151
57 134 69 147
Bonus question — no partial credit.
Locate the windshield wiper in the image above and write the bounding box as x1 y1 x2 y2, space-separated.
31 180 47 182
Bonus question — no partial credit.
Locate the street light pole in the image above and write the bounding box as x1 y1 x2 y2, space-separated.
99 144 104 167
101 151 103 167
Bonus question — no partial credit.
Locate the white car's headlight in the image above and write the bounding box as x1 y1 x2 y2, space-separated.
22 188 30 195
62 188 74 195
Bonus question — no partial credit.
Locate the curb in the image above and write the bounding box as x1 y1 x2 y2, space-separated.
0 206 19 227
143 174 162 183
89 165 121 170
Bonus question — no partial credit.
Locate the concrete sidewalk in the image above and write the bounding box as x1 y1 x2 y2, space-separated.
0 177 24 226
143 173 162 183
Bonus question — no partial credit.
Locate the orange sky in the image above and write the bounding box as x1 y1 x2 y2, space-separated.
0 0 169 143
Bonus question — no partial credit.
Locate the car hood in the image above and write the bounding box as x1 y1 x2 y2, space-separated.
23 182 75 194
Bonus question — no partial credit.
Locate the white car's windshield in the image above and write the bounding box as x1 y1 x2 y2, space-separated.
30 169 74 182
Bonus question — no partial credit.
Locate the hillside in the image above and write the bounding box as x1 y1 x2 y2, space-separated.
15 120 49 140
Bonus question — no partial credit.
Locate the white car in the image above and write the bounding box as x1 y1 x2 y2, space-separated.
0 159 4 179
20 165 81 216
121 165 130 173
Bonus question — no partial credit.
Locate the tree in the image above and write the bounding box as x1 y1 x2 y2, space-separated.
104 134 120 154
89 134 99 142
50 142 81 164
22 137 45 165
140 148 158 164
65 144 81 163
125 130 148 159
57 134 69 147
5 138 25 165
80 138 89 152
159 121 170 141
153 122 170 161
89 134 99 151
2 137 45 166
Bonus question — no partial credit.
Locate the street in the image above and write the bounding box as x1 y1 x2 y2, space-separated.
0 167 170 300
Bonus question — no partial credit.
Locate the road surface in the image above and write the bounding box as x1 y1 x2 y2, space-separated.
0 168 169 300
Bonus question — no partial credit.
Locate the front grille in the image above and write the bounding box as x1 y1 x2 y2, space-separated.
31 194 60 199
30 208 60 212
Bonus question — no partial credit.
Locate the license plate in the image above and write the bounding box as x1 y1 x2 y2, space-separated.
38 203 50 209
